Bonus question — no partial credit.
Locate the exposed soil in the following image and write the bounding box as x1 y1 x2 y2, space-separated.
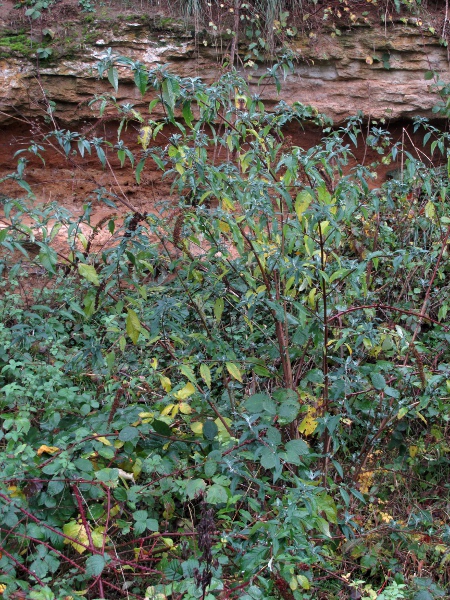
0 112 447 288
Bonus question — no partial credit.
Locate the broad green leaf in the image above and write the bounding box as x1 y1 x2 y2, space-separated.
203 420 218 440
206 483 228 505
185 478 206 500
78 263 100 286
259 447 277 469
119 426 139 442
38 245 57 274
85 554 106 577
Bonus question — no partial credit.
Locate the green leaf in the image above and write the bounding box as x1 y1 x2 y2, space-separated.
204 461 217 477
107 66 119 92
95 468 119 487
126 308 141 344
185 478 206 500
244 393 272 414
136 158 146 184
85 554 106 577
182 101 194 127
179 364 197 384
119 425 139 442
214 297 224 321
259 447 277 469
78 263 100 286
203 420 218 440
424 70 434 80
152 419 172 436
38 246 57 274
371 372 386 390
206 483 228 504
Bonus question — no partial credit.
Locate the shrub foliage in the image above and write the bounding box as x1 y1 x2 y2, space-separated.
1 56 450 600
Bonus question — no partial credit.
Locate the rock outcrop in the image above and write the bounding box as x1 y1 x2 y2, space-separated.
0 7 448 125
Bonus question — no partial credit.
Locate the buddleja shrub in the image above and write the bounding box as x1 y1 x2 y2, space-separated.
0 55 450 599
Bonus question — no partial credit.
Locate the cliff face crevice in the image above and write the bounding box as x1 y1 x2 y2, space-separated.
0 5 448 125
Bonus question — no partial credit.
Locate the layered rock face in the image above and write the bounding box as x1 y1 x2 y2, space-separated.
0 9 448 125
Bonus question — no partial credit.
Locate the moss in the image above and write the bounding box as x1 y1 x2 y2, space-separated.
0 33 35 57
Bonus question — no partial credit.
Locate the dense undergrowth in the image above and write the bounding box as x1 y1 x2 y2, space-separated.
1 53 450 600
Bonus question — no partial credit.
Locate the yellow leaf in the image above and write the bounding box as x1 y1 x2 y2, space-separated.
226 362 243 383
308 287 317 309
7 486 25 499
37 445 60 456
365 55 373 65
159 375 172 392
63 521 89 554
200 363 211 389
221 197 235 211
95 436 112 446
425 201 436 219
150 358 158 369
215 417 232 440
161 403 175 416
295 190 313 219
139 412 154 419
91 526 107 548
191 422 203 435
179 402 193 414
133 458 143 480
397 406 408 419
219 220 230 233
173 382 195 400
298 406 318 436
138 125 152 150
0 585 6 595
409 445 419 458
126 309 141 345
416 411 427 425
235 93 247 109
